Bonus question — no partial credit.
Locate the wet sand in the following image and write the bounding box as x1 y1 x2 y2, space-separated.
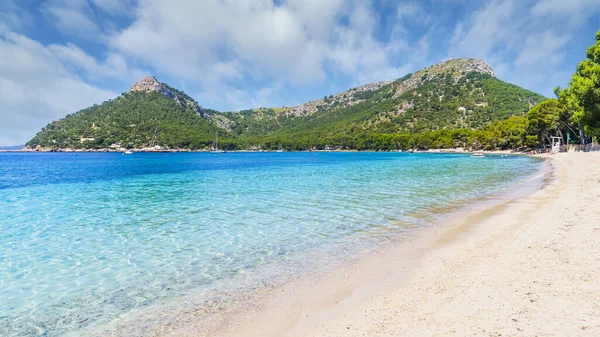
80 152 599 337
203 152 600 337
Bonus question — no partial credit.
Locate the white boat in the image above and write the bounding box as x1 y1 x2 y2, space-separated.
276 144 284 152
124 150 133 155
211 131 226 153
471 152 484 157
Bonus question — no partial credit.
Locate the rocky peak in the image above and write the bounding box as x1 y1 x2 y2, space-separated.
128 76 208 118
436 58 495 77
414 58 495 79
284 59 496 118
129 76 174 98
466 59 495 77
392 58 495 98
285 79 393 117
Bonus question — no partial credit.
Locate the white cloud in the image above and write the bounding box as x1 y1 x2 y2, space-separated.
395 2 431 25
0 26 117 145
48 43 147 82
111 0 418 100
42 0 101 37
450 0 516 61
112 0 326 84
514 31 569 67
532 0 599 24
12 0 596 145
449 0 599 96
198 81 284 111
0 0 33 31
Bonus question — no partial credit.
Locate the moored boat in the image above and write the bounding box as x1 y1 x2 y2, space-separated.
211 131 226 154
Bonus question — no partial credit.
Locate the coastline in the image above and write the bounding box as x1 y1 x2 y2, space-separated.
74 153 555 336
209 152 599 337
5 148 528 154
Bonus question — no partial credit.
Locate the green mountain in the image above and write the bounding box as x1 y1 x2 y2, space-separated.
27 76 221 149
221 59 545 149
27 59 546 151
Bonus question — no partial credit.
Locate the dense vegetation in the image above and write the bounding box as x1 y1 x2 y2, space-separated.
28 58 558 151
227 116 535 151
513 30 600 149
224 71 545 150
27 92 221 149
552 31 600 143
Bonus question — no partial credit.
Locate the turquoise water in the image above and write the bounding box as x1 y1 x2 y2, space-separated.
0 152 541 336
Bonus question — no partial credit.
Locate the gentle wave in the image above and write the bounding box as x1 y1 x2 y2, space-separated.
0 152 542 336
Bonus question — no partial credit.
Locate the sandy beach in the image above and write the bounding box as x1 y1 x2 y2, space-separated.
197 152 600 337
76 152 600 337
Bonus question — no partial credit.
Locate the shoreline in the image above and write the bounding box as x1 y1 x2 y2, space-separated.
76 154 552 336
4 148 529 155
212 152 598 337
203 156 556 337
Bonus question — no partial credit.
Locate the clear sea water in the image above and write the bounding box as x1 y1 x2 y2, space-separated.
0 152 541 336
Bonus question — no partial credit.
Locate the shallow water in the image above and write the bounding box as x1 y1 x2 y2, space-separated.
0 152 541 336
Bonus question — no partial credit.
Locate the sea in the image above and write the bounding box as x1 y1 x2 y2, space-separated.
0 152 542 336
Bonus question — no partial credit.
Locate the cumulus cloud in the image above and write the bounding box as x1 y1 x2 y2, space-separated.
48 43 147 82
0 26 117 145
2 0 595 145
113 0 323 84
449 0 598 96
197 81 285 112
8 0 423 144
111 0 418 90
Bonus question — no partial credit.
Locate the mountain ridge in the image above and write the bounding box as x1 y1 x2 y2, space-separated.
25 58 546 151
217 58 544 144
232 58 496 118
128 76 210 118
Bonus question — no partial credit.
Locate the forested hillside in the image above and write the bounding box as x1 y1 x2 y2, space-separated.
27 91 221 149
26 59 547 151
221 59 545 150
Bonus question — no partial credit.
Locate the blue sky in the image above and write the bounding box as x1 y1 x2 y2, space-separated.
1 0 599 145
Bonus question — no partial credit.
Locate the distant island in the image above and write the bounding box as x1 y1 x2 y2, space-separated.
0 145 24 151
24 58 557 152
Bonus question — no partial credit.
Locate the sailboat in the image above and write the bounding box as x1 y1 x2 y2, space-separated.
276 144 285 152
149 128 162 151
211 131 226 153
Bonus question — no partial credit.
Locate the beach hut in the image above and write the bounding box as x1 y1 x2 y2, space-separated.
551 136 562 154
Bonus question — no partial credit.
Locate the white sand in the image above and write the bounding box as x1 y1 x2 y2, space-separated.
83 153 600 337
212 152 600 337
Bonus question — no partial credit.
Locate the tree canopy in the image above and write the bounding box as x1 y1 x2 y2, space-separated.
556 30 600 140
27 59 553 152
526 99 566 145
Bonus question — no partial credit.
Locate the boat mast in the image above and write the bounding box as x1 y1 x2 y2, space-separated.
149 128 158 148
